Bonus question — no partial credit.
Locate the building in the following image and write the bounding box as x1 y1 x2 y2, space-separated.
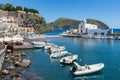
19 27 35 33
0 16 19 32
78 19 109 37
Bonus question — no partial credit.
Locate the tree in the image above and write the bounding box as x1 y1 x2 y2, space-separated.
12 7 17 11
16 6 22 11
4 3 13 11
0 4 4 9
36 24 52 33
27 8 39 13
23 7 28 13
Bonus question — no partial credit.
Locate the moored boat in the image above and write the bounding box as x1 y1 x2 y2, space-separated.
31 41 46 45
60 54 78 64
50 50 68 58
70 62 104 76
32 41 46 49
34 44 44 49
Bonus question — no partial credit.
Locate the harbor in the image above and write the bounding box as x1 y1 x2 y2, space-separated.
0 1 120 80
0 29 120 80
60 19 120 40
2 36 120 80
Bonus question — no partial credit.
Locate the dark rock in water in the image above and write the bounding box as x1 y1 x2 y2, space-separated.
11 72 20 78
14 61 21 67
12 77 24 80
21 53 26 56
6 49 11 53
15 54 21 57
21 59 31 67
20 71 44 80
5 55 9 59
8 65 16 70
18 58 22 62
2 70 9 75
2 50 42 80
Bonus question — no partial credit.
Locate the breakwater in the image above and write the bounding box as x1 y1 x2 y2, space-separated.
1 50 43 80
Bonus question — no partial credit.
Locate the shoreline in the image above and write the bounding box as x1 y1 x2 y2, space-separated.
1 50 43 80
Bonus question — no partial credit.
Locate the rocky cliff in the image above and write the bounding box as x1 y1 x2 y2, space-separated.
0 10 45 26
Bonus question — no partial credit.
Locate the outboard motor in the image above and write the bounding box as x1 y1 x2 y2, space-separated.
71 66 76 72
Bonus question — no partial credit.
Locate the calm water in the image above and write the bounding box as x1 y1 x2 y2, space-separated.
23 29 120 80
22 37 120 80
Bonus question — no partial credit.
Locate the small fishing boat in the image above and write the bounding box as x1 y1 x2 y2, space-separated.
34 44 44 49
50 51 68 58
32 41 46 49
70 62 104 76
60 54 78 64
58 46 66 51
31 41 46 45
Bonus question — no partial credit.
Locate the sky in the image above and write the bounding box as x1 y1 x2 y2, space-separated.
0 0 120 28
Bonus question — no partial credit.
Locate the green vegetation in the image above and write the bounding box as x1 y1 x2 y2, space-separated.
0 3 109 33
86 18 109 29
35 24 52 33
47 18 81 29
16 6 22 11
0 3 39 13
0 3 48 33
47 18 109 29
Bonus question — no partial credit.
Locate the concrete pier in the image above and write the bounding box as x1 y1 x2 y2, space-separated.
46 35 61 38
14 45 34 49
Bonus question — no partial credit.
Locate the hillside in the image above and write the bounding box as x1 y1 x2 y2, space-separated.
0 3 51 33
86 18 109 29
47 18 81 29
47 18 109 29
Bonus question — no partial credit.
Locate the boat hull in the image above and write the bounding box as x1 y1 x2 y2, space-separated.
71 63 104 76
60 55 78 64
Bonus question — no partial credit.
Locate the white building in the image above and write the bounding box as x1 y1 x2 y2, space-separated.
78 19 98 33
78 19 109 36
0 17 19 32
0 17 15 23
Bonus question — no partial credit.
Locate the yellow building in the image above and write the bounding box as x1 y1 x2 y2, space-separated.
19 27 35 33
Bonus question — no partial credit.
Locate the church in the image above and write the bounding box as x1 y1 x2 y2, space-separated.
78 19 109 37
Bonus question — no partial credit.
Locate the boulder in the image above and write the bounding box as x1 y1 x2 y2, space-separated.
8 66 16 70
6 49 11 53
21 59 31 67
2 70 9 75
14 61 21 67
12 77 23 80
21 53 26 56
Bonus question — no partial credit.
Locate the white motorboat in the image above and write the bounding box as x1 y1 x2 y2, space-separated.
32 41 46 49
50 51 68 58
58 46 66 51
71 62 104 76
60 54 78 64
48 46 66 54
34 44 44 49
44 45 52 50
32 41 46 45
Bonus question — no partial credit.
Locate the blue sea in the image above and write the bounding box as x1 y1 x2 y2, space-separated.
22 29 120 80
45 28 67 35
113 29 120 33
